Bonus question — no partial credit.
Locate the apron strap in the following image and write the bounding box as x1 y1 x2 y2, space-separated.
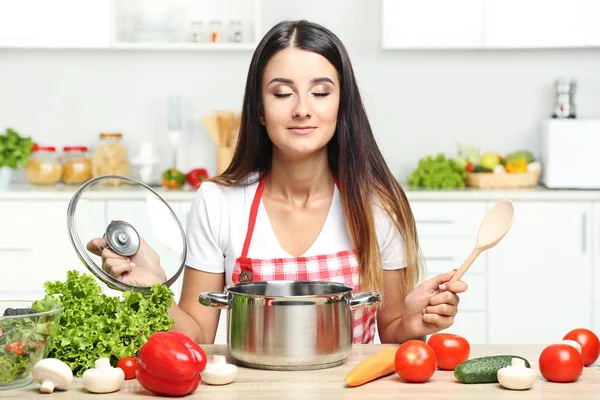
240 173 340 258
240 176 267 258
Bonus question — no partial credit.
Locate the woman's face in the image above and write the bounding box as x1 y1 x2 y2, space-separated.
260 47 340 160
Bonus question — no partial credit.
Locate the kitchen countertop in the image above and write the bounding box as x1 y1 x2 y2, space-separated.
2 183 600 201
4 344 599 399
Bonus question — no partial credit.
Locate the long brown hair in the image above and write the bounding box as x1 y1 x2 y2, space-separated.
211 20 423 298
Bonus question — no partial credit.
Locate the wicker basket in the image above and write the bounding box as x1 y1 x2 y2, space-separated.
466 170 542 189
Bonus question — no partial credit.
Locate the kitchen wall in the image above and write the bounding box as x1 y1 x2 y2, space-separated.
1 0 600 181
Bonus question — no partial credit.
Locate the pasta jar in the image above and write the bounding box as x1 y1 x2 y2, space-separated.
61 146 92 184
24 145 63 185
91 133 129 185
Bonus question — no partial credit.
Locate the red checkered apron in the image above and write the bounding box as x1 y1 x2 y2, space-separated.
231 175 378 344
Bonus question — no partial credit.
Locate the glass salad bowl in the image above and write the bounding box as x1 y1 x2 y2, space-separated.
0 300 62 390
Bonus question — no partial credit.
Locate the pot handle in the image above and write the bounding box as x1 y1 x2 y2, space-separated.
347 291 381 310
199 292 229 309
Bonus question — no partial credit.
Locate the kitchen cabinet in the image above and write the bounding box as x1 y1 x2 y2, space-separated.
0 0 261 51
487 201 593 344
412 201 489 343
587 0 600 46
381 0 485 49
483 0 587 48
3 191 599 346
443 313 488 344
381 0 598 49
0 199 104 301
0 0 112 48
593 203 600 337
175 200 228 344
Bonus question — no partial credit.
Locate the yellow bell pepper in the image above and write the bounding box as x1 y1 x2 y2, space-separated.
505 159 528 173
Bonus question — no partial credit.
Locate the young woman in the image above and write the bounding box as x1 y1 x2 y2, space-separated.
88 20 467 344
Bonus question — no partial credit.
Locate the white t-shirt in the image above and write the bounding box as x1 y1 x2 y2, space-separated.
185 174 407 287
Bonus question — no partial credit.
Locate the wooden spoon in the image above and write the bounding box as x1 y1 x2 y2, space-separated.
228 112 242 146
449 200 515 283
202 114 220 145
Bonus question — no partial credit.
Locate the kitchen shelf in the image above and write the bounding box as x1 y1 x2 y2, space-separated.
110 42 258 51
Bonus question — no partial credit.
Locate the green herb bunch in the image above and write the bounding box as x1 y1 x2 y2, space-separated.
33 270 174 377
407 153 468 189
0 128 34 169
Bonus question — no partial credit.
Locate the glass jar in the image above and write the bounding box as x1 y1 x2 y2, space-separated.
91 133 129 185
24 145 62 185
229 20 243 43
190 20 204 43
209 21 222 43
61 146 92 184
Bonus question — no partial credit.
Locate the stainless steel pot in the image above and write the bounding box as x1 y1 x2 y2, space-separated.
199 280 380 371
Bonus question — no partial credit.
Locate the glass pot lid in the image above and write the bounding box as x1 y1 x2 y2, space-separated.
67 175 187 293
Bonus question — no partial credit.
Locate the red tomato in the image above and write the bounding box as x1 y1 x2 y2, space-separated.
563 328 600 366
4 342 25 355
394 340 437 383
539 343 583 383
117 356 139 380
426 333 470 370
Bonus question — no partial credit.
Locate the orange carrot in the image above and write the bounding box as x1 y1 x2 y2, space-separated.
345 347 398 387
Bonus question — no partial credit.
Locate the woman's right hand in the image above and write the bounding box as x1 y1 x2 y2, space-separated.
86 236 167 287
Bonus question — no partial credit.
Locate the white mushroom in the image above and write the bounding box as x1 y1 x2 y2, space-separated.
497 358 536 390
32 358 73 393
82 358 125 393
561 339 582 354
560 340 584 375
202 355 238 385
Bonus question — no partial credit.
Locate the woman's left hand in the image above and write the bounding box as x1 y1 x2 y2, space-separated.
402 270 468 337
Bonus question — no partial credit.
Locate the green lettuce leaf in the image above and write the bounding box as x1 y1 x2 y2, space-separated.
33 270 174 377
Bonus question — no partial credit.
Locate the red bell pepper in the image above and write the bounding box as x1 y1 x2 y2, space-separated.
136 331 207 397
186 168 209 189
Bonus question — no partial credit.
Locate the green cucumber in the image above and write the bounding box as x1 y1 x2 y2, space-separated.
454 355 531 384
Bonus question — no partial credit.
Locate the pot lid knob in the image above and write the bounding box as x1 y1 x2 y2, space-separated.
104 220 140 257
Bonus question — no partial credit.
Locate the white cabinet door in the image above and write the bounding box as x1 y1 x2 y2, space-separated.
412 201 488 275
0 0 112 48
586 0 600 46
484 0 587 48
174 199 229 344
178 201 193 230
164 200 189 302
488 201 593 344
382 0 484 49
420 237 487 275
439 313 488 344
592 203 600 336
0 199 104 300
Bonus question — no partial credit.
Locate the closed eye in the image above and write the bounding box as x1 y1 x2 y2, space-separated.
273 92 330 98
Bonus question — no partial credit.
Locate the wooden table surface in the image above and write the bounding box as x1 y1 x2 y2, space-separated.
4 344 599 399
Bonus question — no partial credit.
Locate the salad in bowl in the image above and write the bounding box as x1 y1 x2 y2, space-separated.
0 300 62 389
